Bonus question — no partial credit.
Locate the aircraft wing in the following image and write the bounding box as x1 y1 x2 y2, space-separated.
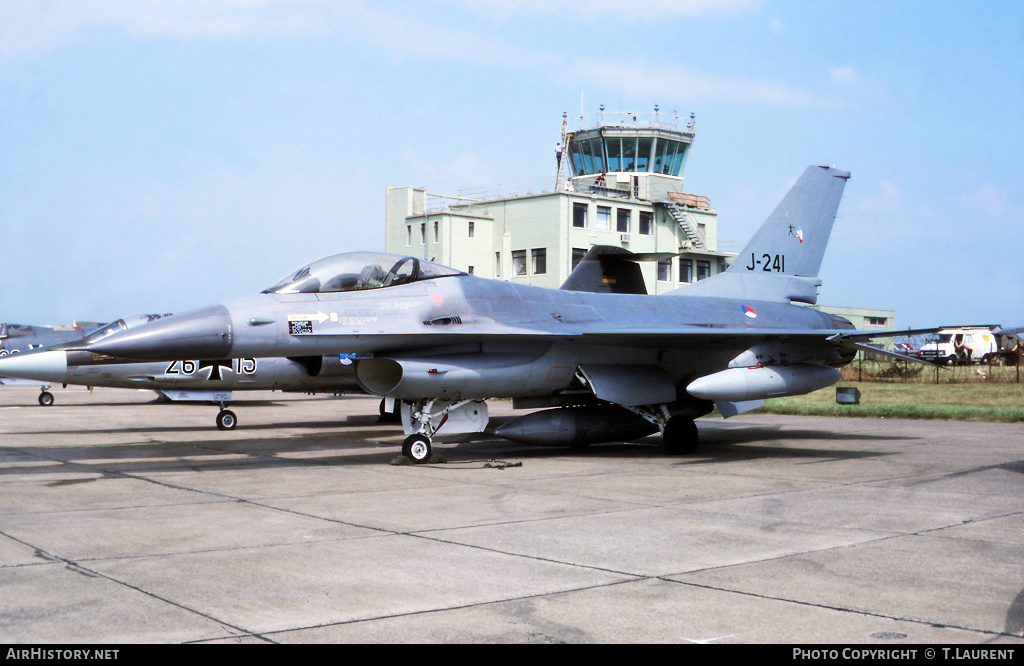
366 326 929 355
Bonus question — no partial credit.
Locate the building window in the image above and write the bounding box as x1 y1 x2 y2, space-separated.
407 225 412 246
434 221 439 242
596 206 611 231
572 247 587 270
512 250 527 276
573 202 587 228
420 223 426 244
532 248 547 275
639 211 653 235
468 221 475 238
867 317 887 326
679 258 693 283
657 259 671 282
495 252 501 278
696 260 710 281
617 209 630 233
467 266 474 275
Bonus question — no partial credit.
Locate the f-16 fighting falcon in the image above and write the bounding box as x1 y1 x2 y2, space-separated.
0 166 924 463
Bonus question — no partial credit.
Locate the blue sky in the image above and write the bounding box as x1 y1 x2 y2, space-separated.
1 0 1021 330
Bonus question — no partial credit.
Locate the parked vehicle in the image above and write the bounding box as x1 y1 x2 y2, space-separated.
917 327 1000 365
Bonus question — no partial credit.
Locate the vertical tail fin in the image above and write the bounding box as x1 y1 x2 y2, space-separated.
732 165 850 279
677 165 849 304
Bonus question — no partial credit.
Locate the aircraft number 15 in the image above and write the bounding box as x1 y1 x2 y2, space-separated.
745 253 785 273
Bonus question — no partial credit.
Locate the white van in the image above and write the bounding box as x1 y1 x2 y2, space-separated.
918 327 999 365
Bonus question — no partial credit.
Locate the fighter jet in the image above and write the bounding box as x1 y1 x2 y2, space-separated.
0 315 362 429
6 165 917 463
1 320 100 404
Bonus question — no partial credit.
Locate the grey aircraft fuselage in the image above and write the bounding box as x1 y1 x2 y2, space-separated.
184 277 849 399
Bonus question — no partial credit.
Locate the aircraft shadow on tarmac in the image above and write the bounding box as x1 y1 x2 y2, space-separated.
0 413 915 476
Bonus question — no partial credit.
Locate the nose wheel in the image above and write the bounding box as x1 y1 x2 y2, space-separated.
38 389 54 407
216 409 237 430
402 434 432 464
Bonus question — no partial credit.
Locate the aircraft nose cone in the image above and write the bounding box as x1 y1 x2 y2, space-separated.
82 305 234 361
0 349 69 383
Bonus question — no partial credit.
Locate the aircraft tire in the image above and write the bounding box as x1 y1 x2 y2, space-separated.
663 418 698 455
402 434 432 464
216 409 238 431
38 391 54 407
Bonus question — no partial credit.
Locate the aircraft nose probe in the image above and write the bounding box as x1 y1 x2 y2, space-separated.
82 305 235 361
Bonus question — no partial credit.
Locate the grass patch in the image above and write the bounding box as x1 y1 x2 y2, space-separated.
754 382 1024 422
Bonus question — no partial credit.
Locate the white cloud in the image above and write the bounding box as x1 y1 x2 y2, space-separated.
960 183 1008 215
572 58 822 108
858 180 902 214
0 0 816 109
830 66 858 86
453 0 765 21
0 0 352 62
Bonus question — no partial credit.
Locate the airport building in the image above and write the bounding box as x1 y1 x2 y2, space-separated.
810 305 896 332
385 110 734 294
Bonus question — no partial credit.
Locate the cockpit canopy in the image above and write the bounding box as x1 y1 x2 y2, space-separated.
84 313 173 345
263 252 465 295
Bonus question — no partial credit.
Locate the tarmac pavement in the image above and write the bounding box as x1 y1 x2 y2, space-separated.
0 385 1020 644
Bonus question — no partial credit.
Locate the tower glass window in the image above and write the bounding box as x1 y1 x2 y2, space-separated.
606 138 621 172
635 138 652 172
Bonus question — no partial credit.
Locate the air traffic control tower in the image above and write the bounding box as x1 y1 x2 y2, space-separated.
385 109 734 294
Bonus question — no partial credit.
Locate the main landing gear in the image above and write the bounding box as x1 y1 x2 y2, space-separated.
398 398 457 464
398 398 486 464
622 403 706 455
661 417 699 454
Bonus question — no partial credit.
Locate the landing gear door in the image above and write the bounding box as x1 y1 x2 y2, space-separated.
400 400 489 436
